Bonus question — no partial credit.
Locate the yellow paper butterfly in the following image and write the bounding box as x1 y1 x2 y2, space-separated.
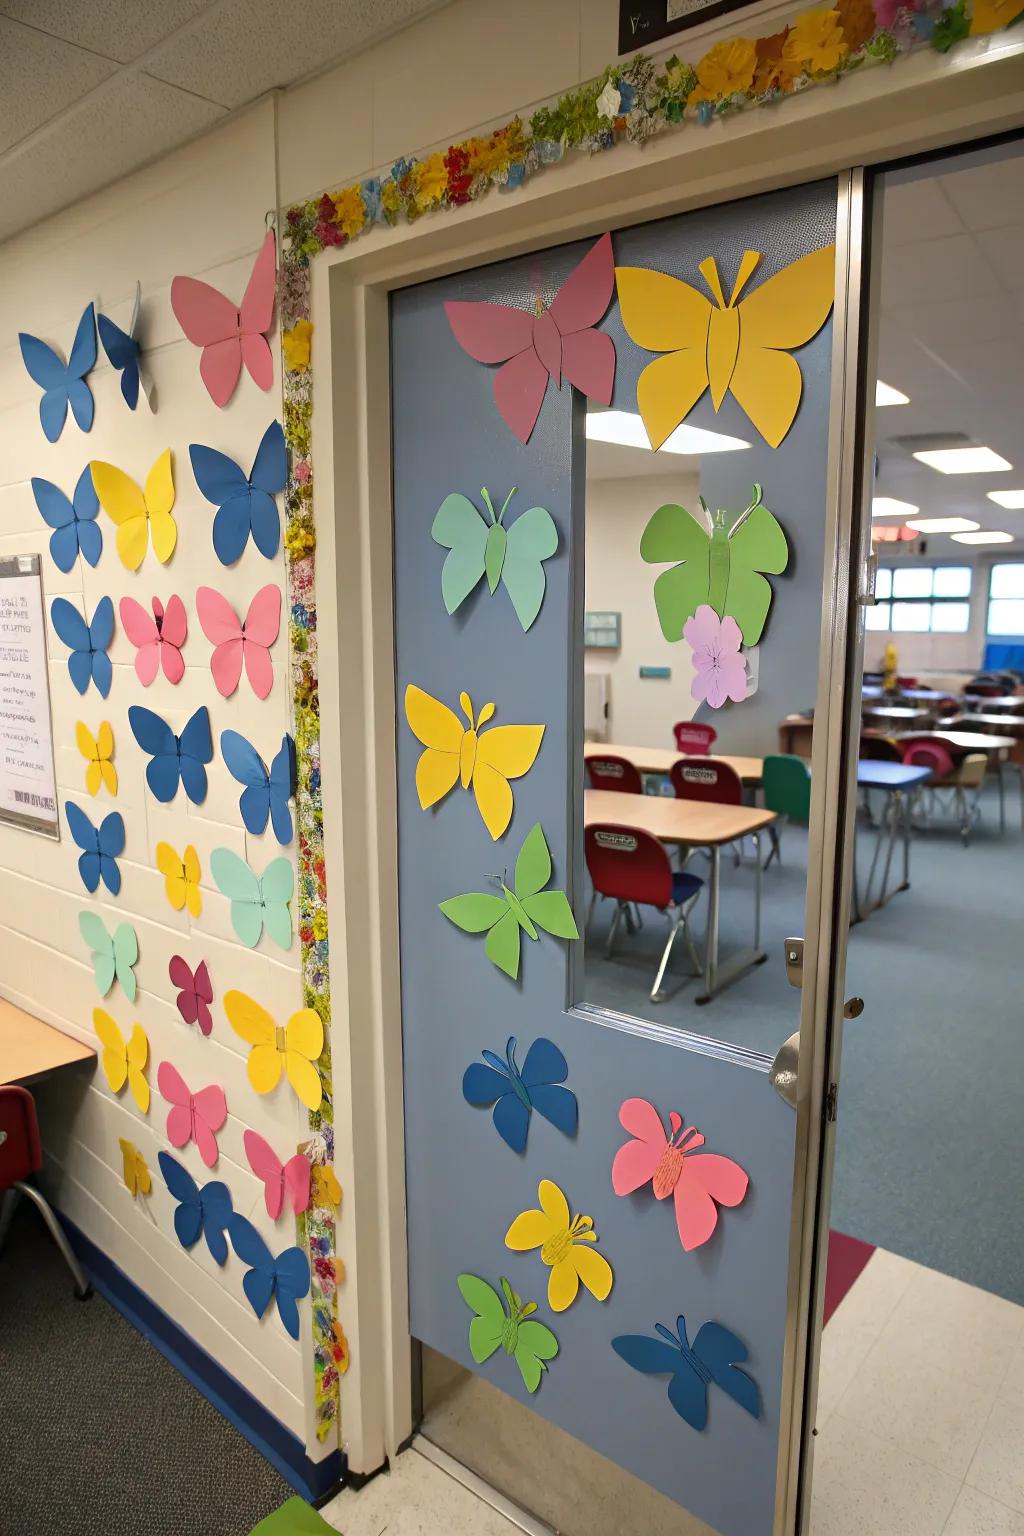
75 720 117 796
404 685 544 841
614 245 836 450
119 1138 152 1198
90 448 176 571
223 990 324 1111
156 841 202 917
93 1009 150 1113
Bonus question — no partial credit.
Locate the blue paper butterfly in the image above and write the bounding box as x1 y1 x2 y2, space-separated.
462 1035 577 1154
50 596 114 697
190 420 287 566
128 704 212 805
64 801 125 896
19 303 97 442
97 284 143 411
611 1315 761 1432
158 1152 233 1264
228 1214 311 1340
32 469 102 573
220 730 296 844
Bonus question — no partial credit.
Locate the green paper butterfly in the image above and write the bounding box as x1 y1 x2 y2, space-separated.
457 1273 559 1394
439 822 578 980
431 486 558 632
639 482 789 647
209 848 293 951
78 912 138 1002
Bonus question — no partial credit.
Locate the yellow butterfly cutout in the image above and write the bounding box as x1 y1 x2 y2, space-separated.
90 448 176 571
119 1138 152 1198
75 720 117 796
223 990 324 1111
93 1009 150 1113
404 685 544 841
614 245 836 450
310 1165 342 1208
156 841 202 916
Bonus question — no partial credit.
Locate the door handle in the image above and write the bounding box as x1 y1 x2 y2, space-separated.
770 939 864 1106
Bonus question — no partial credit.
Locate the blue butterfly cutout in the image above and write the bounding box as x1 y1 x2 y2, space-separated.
228 1213 311 1340
50 596 114 697
19 303 97 443
128 705 212 805
462 1035 577 1154
158 1152 233 1264
190 420 287 566
220 730 296 844
611 1315 761 1432
97 285 143 411
32 468 102 573
64 801 125 896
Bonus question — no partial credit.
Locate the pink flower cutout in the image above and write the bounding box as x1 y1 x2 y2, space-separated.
684 604 747 710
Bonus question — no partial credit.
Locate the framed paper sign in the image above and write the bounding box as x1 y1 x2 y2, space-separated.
0 556 59 837
618 0 759 52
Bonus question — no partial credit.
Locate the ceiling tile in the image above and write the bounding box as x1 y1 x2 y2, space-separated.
880 177 962 246
0 17 117 153
0 0 215 64
939 152 1024 233
880 232 1002 309
974 225 1024 292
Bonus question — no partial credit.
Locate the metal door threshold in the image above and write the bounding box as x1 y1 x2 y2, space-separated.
413 1434 559 1536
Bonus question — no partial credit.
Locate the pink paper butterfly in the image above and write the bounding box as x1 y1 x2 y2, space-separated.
157 1061 227 1168
444 232 616 445
119 595 187 685
195 584 281 699
611 1097 749 1253
170 230 276 407
168 955 213 1037
243 1129 311 1221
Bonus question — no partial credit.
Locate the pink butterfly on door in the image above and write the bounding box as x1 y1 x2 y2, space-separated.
243 1129 311 1221
195 584 281 699
611 1096 749 1253
119 595 187 686
170 229 276 407
444 232 616 444
157 1061 227 1168
168 955 213 1037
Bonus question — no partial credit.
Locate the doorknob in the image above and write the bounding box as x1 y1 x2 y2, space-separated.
769 1030 799 1107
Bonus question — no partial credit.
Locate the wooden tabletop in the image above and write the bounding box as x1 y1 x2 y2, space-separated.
0 999 95 1086
952 713 1024 734
891 729 1017 754
963 695 1024 712
584 742 765 783
584 788 777 847
863 704 934 723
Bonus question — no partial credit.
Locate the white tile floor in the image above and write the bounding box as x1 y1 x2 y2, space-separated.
320 1249 1024 1536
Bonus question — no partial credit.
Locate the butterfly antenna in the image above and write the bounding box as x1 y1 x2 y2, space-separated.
480 487 497 525
497 487 517 525
698 496 714 535
728 484 763 539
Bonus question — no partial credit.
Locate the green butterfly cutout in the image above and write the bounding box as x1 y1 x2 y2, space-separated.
457 1273 559 1393
432 486 558 632
209 848 293 951
78 912 138 1002
639 482 789 647
439 822 578 980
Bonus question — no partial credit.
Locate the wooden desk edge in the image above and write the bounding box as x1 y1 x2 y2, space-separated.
0 997 96 1086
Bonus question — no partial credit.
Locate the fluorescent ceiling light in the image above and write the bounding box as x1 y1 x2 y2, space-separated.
951 530 1014 545
876 381 909 406
585 410 749 454
872 496 918 519
987 489 1024 509
906 517 980 533
913 447 1012 474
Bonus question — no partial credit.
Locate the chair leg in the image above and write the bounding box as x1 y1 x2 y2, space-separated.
584 891 596 936
13 1181 91 1299
763 823 782 870
0 1186 20 1255
651 916 681 1001
605 902 625 959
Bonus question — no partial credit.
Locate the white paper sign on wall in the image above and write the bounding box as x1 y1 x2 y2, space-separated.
0 556 59 837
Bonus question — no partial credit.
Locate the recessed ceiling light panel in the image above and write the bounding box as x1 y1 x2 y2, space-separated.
872 496 919 518
875 381 909 407
950 530 1014 544
913 447 1012 475
585 410 749 455
987 489 1024 509
905 517 980 533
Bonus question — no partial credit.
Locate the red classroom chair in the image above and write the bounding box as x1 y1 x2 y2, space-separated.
585 824 703 1001
586 754 644 794
672 721 717 755
0 1085 91 1298
669 756 743 804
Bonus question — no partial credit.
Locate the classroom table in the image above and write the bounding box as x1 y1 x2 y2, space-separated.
0 998 96 1086
892 728 1020 833
584 788 777 1004
854 761 932 920
862 704 935 730
862 686 951 703
583 742 764 785
961 694 1024 713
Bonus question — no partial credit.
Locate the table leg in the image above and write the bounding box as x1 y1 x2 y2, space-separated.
998 762 1006 835
899 789 912 893
696 839 767 1003
700 846 720 1003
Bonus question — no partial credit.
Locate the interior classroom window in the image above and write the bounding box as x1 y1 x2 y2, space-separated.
865 563 972 633
986 562 1024 635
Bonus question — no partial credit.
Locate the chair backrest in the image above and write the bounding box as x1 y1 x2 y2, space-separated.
965 681 1002 698
0 1085 41 1189
954 752 988 788
897 675 918 689
859 735 902 763
901 736 956 779
670 756 743 805
672 721 717 755
586 755 644 795
762 754 812 822
585 824 672 910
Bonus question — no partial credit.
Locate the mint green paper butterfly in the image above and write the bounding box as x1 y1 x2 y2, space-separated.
439 822 578 980
457 1273 558 1393
432 486 558 632
78 912 138 1002
640 482 789 647
209 848 293 950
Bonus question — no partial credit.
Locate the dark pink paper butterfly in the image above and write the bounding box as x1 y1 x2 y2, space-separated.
157 1061 226 1168
169 955 213 1036
243 1129 311 1221
119 595 187 685
444 232 616 444
611 1097 749 1253
170 229 276 407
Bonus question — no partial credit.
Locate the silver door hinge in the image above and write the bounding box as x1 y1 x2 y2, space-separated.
825 1083 839 1122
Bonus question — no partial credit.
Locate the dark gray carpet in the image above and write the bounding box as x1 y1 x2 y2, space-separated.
0 1207 293 1536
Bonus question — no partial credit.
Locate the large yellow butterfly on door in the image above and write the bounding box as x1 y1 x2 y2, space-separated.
90 448 176 571
404 685 544 841
223 989 324 1111
614 246 836 450
93 1009 150 1113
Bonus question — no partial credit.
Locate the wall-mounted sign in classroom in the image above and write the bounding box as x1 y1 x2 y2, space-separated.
617 0 760 54
584 610 621 649
0 556 59 837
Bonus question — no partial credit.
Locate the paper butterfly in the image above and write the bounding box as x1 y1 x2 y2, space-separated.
94 1010 150 1113
615 245 836 450
79 912 138 1001
432 486 557 632
209 849 293 951
243 1130 311 1221
220 730 295 844
462 1035 577 1154
506 1179 613 1314
223 990 323 1110
19 303 96 442
91 449 176 572
65 801 124 895
97 282 147 411
128 704 212 804
404 685 543 841
440 822 578 979
32 468 102 572
195 584 280 700
119 595 187 685
156 842 202 916
228 1214 310 1340
158 1151 233 1263
157 1061 227 1169
119 1139 152 1199
75 721 117 796
445 233 615 444
457 1274 558 1394
611 1097 748 1253
171 229 276 407
612 1314 760 1431
190 419 286 565
169 956 213 1036
50 596 114 697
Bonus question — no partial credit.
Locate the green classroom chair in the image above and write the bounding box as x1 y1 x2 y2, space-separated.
762 754 812 869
